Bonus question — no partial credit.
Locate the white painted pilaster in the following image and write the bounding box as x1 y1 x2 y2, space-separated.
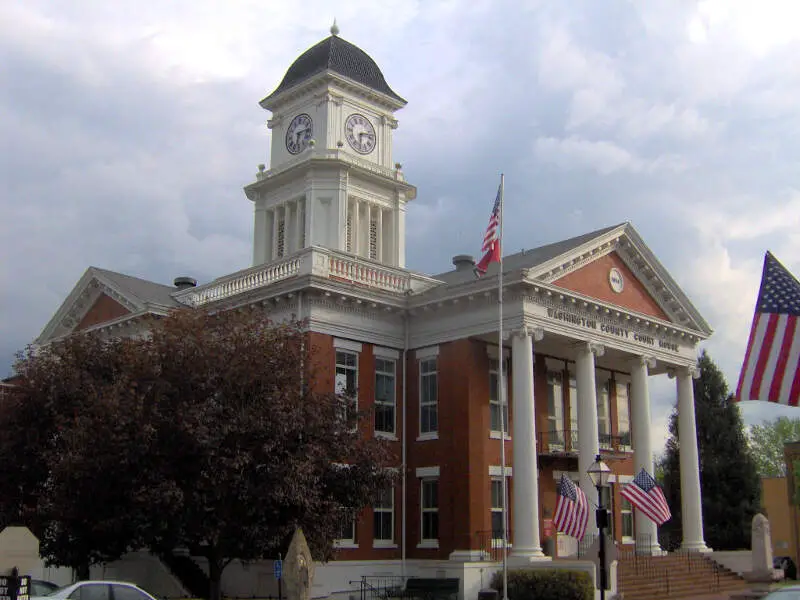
630 355 662 555
511 327 548 562
396 199 406 268
354 198 361 257
676 366 711 552
376 206 383 262
576 342 604 537
253 197 267 266
272 204 281 259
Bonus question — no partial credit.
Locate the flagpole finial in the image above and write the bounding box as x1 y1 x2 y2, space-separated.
330 18 340 36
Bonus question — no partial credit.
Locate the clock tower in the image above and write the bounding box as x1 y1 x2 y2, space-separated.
245 23 416 268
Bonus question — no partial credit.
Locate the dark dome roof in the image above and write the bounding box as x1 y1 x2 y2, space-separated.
262 35 405 105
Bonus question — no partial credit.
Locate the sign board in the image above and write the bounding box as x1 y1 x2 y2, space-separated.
274 559 282 580
543 518 553 538
0 574 31 600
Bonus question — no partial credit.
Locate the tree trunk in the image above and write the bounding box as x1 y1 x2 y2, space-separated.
207 554 223 600
75 562 91 581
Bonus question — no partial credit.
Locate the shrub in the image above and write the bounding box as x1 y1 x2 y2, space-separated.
491 568 593 600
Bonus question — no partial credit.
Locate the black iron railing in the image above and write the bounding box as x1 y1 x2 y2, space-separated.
475 529 511 562
536 430 634 455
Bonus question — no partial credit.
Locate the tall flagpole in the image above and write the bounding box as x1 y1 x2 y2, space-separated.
496 173 508 600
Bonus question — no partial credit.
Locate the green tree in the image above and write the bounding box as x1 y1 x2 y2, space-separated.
2 308 394 600
748 416 800 477
660 350 760 550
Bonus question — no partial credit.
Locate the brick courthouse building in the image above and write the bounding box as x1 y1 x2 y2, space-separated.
30 26 714 599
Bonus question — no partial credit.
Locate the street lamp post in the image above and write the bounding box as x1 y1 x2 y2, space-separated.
587 454 612 600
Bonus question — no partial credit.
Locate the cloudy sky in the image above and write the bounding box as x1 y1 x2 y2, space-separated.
2 0 800 451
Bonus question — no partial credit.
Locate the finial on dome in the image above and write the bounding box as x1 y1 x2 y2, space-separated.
330 18 340 36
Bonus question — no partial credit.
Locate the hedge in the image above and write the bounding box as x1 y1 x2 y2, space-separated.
490 568 594 600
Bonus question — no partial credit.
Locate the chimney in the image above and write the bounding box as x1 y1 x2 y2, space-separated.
452 254 475 272
173 276 197 290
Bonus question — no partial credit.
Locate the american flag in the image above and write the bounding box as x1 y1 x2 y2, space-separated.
474 181 503 277
553 474 589 540
736 252 800 405
620 468 671 526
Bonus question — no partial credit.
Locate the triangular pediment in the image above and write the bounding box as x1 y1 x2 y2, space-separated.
35 267 180 345
526 223 712 335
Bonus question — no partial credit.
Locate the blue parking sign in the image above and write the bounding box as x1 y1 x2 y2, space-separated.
274 559 283 580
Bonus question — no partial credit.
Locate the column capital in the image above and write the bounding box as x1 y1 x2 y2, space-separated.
574 341 605 357
512 325 544 342
630 355 657 370
667 364 700 379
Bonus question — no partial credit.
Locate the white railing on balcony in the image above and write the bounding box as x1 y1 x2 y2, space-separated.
176 247 439 307
328 255 410 293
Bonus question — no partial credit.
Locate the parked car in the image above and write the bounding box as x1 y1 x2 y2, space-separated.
776 556 799 580
30 581 59 597
31 581 159 600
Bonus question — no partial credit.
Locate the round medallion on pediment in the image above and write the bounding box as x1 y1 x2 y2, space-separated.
609 267 624 293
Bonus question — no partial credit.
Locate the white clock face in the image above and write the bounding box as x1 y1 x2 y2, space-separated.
345 113 376 154
285 113 313 154
609 267 624 293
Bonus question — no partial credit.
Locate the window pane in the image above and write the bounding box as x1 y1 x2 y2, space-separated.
491 511 504 537
113 587 151 600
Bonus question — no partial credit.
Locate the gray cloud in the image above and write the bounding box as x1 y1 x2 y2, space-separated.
3 1 800 449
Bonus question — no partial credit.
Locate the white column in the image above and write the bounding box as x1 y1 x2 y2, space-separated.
396 196 406 268
576 342 604 537
295 197 304 250
376 206 383 262
253 198 267 266
354 198 361 256
272 205 281 259
676 366 711 552
511 327 548 562
630 355 662 554
366 202 373 259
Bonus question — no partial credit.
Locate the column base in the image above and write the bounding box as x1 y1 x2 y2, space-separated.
679 541 713 553
509 549 551 565
448 550 489 562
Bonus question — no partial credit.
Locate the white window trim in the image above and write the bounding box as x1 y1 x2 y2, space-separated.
334 338 363 353
420 477 439 546
488 465 513 477
419 356 438 437
374 356 397 437
416 345 439 360
490 476 508 545
616 379 633 452
489 431 511 441
334 509 358 549
374 346 400 359
489 358 509 436
416 466 440 478
373 488 395 547
546 370 566 451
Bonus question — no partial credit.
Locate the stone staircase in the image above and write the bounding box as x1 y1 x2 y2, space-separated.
617 552 749 600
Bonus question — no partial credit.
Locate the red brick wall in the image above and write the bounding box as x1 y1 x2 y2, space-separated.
306 332 403 561
552 252 670 320
76 293 130 330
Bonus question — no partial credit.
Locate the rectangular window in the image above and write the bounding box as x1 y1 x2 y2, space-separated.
420 358 438 435
421 478 439 542
369 219 378 260
597 379 611 448
490 477 507 542
621 496 634 540
346 213 353 253
335 350 358 422
547 371 565 448
373 486 394 543
337 509 356 544
375 358 396 435
489 359 508 434
617 381 631 449
277 218 286 258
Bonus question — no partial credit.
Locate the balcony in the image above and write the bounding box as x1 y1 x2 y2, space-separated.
174 246 441 307
537 429 633 456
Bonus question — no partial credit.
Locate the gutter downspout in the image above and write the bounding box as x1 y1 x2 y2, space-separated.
401 310 409 579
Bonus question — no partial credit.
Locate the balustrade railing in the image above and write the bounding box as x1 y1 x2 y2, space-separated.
177 246 433 307
475 529 511 562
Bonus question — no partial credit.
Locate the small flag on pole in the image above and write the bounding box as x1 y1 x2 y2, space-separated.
621 468 671 526
553 474 589 540
474 181 503 278
735 251 800 405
